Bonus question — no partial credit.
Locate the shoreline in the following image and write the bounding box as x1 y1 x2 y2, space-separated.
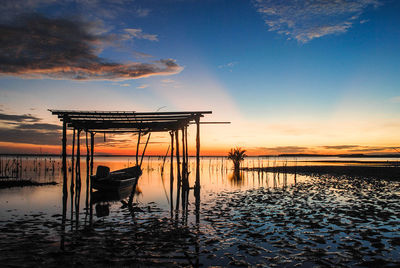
243 165 400 181
0 179 57 189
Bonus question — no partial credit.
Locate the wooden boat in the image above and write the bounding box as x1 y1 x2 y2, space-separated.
91 185 133 203
91 165 142 191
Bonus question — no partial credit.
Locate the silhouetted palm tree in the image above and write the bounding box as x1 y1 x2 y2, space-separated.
228 147 247 171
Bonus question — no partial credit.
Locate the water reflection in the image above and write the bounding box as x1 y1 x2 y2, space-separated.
2 155 400 266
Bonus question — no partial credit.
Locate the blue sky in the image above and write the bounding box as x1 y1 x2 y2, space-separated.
0 0 399 155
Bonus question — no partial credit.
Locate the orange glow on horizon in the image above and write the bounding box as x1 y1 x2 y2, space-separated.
0 141 397 156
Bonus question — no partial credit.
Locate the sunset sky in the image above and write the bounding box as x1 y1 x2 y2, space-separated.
0 0 399 156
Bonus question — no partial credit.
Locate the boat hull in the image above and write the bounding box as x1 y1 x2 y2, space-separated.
92 177 137 191
91 165 142 192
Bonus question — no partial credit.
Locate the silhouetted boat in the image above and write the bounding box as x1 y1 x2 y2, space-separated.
91 185 133 203
91 165 142 191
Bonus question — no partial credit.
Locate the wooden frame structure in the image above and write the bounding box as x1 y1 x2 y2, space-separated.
50 109 213 210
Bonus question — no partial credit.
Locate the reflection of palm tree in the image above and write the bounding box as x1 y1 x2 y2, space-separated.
228 170 244 187
228 147 247 171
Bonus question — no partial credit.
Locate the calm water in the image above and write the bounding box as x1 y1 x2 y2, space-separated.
1 156 399 266
0 156 305 221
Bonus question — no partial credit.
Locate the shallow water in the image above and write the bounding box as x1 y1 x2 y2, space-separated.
0 156 399 266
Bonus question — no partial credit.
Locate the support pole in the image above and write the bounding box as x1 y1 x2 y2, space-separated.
181 127 187 189
169 131 174 216
85 131 90 212
70 128 76 195
185 126 188 168
194 116 201 224
195 116 200 190
76 129 81 183
62 115 67 194
61 115 67 250
86 131 90 176
136 130 141 166
70 128 75 228
175 130 181 210
139 133 151 167
90 132 94 176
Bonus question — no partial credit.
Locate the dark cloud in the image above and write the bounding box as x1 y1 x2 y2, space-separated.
348 146 393 153
0 112 40 122
0 128 61 145
16 123 62 130
321 145 360 150
0 0 150 22
255 146 311 154
0 112 62 145
0 14 183 80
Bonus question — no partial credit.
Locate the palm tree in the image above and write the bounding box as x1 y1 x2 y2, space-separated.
228 147 247 171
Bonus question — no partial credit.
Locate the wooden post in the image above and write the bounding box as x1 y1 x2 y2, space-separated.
86 131 90 176
185 126 188 168
70 128 75 229
169 131 174 215
70 128 75 195
195 116 200 190
175 130 181 210
194 116 200 224
62 115 67 194
90 132 94 176
136 130 141 166
139 133 151 167
76 129 81 183
85 131 90 211
181 127 187 189
61 115 67 250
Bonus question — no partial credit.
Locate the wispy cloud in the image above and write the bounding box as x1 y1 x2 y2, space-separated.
125 28 158 41
133 51 154 59
137 84 149 89
254 0 381 42
389 96 400 103
0 14 183 80
161 79 175 84
218 61 238 72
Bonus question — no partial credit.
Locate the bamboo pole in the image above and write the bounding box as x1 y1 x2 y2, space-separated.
61 115 67 250
175 130 181 210
90 132 94 176
62 115 67 194
185 126 188 167
76 129 81 181
170 131 174 216
181 127 187 189
136 130 141 166
140 133 151 167
85 131 90 211
70 128 75 229
195 116 200 191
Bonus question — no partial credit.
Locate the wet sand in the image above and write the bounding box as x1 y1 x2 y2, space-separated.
1 173 399 267
0 179 57 188
244 165 400 180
